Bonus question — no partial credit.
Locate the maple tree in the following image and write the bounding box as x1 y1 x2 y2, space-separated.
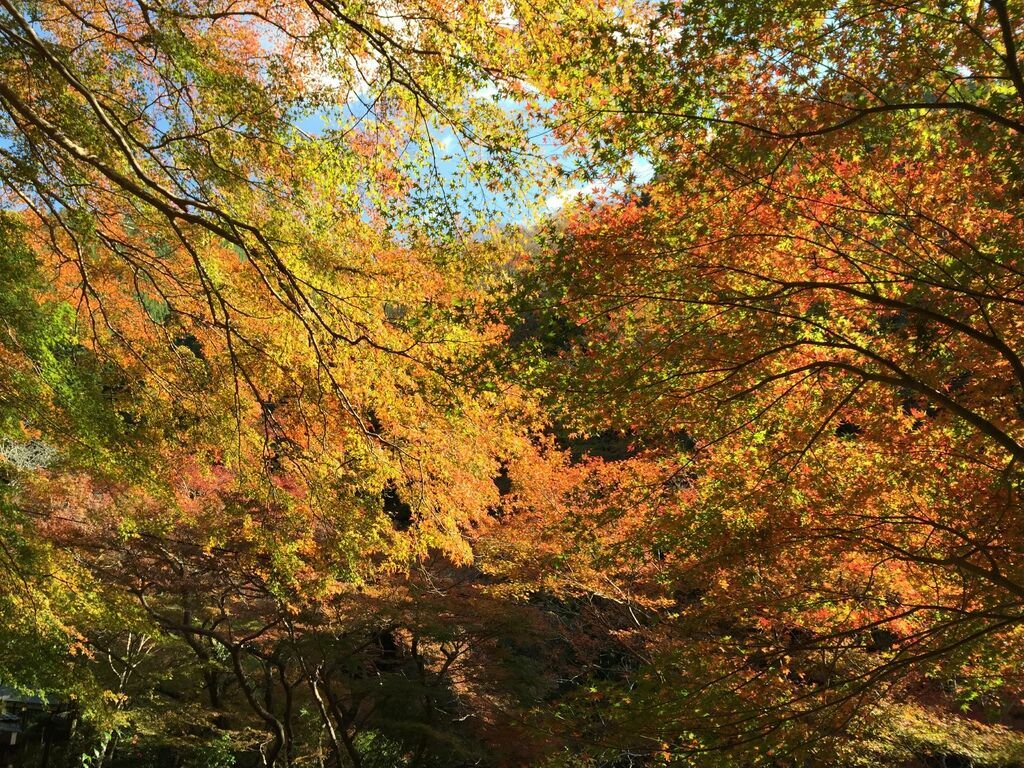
0 0 573 763
507 0 1024 762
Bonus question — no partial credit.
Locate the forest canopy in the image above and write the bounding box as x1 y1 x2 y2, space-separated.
0 0 1023 766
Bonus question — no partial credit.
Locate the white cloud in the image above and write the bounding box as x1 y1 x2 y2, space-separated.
545 180 604 211
471 82 501 100
544 156 654 211
631 155 655 183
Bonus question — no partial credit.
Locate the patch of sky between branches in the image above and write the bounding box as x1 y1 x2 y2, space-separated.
293 80 654 232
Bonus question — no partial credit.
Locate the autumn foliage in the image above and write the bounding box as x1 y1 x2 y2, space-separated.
1 0 1023 766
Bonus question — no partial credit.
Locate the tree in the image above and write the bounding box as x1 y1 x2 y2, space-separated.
0 0 578 763
511 0 1024 761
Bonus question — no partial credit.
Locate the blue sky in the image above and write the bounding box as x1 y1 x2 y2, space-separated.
291 77 654 230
